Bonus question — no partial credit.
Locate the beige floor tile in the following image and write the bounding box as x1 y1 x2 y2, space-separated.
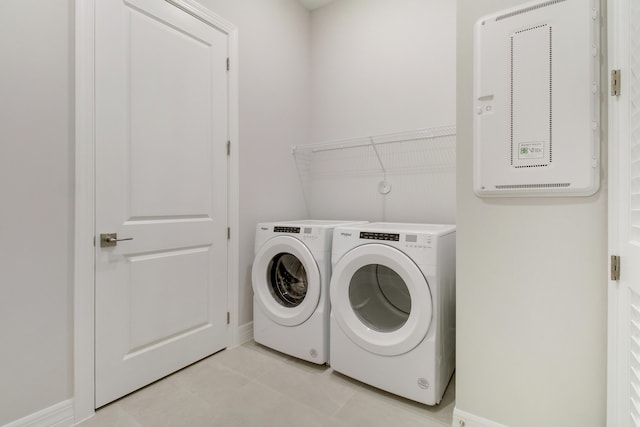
76 403 141 427
263 399 350 427
207 379 349 427
116 376 216 427
171 358 252 404
205 380 290 425
256 364 357 416
211 342 289 379
334 390 450 427
339 371 456 424
78 341 456 427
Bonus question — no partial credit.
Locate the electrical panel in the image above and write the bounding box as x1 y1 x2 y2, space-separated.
473 0 600 197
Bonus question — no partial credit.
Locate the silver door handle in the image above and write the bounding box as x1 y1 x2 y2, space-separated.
100 233 133 248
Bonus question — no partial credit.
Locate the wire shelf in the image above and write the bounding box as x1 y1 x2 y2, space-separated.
292 125 456 221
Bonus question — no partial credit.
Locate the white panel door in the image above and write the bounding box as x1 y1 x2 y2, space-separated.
94 0 229 407
609 0 640 425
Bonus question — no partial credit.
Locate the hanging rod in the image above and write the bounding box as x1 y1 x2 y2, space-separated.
291 125 456 155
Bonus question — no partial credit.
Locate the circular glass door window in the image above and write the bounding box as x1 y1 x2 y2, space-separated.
268 253 308 307
349 264 411 332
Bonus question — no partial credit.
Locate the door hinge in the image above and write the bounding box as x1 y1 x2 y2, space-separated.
611 255 621 281
227 312 230 325
611 69 621 96
227 227 231 239
227 140 230 156
226 57 230 71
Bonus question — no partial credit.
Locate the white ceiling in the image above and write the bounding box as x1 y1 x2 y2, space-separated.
297 0 336 11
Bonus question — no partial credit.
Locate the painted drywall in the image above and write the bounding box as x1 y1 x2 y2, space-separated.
0 0 309 424
455 1 607 426
306 0 457 224
190 0 310 326
298 0 336 11
0 0 73 424
310 0 456 142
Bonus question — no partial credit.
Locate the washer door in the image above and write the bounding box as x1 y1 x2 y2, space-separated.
252 236 321 327
330 244 432 356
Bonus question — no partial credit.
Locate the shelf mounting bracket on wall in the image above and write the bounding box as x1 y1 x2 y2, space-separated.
291 126 456 218
369 136 392 194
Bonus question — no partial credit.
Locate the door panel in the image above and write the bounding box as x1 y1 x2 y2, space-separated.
129 7 215 217
128 247 211 350
95 0 228 407
610 0 640 424
630 5 640 419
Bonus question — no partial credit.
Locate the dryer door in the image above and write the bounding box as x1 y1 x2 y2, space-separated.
252 236 321 327
330 244 432 356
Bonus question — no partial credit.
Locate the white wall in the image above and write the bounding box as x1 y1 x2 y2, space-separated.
1 1 609 425
181 0 311 326
0 0 309 424
0 0 73 424
455 1 608 426
306 0 457 224
310 0 456 142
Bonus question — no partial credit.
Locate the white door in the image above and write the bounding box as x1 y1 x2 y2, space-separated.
608 0 640 425
94 0 229 407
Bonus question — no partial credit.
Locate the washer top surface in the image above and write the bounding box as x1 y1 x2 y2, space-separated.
339 222 455 236
261 219 367 229
255 220 368 257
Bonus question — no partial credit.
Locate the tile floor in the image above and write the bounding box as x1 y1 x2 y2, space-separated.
77 341 455 427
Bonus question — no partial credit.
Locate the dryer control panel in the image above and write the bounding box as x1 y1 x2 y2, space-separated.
359 232 399 242
356 231 436 254
358 231 433 249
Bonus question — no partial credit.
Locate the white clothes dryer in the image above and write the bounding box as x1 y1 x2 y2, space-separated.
329 222 456 405
252 220 367 364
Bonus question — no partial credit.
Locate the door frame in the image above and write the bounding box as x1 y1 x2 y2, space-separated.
73 0 239 422
607 0 623 424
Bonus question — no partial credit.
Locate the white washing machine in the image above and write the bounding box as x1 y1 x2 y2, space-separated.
252 220 367 364
329 222 456 405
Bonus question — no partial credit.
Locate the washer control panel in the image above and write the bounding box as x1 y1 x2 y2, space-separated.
273 226 300 234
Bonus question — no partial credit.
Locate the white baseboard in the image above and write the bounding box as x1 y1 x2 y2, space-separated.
3 399 74 427
452 408 510 427
234 321 253 347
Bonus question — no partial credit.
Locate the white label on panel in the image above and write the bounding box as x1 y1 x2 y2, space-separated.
518 141 545 160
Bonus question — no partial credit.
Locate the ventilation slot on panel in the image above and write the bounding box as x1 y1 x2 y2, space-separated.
495 183 570 190
495 0 566 21
630 292 640 425
511 24 552 169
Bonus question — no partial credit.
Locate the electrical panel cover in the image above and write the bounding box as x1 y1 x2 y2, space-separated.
473 0 600 197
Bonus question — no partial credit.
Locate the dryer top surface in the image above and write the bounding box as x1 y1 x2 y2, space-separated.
337 222 456 236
